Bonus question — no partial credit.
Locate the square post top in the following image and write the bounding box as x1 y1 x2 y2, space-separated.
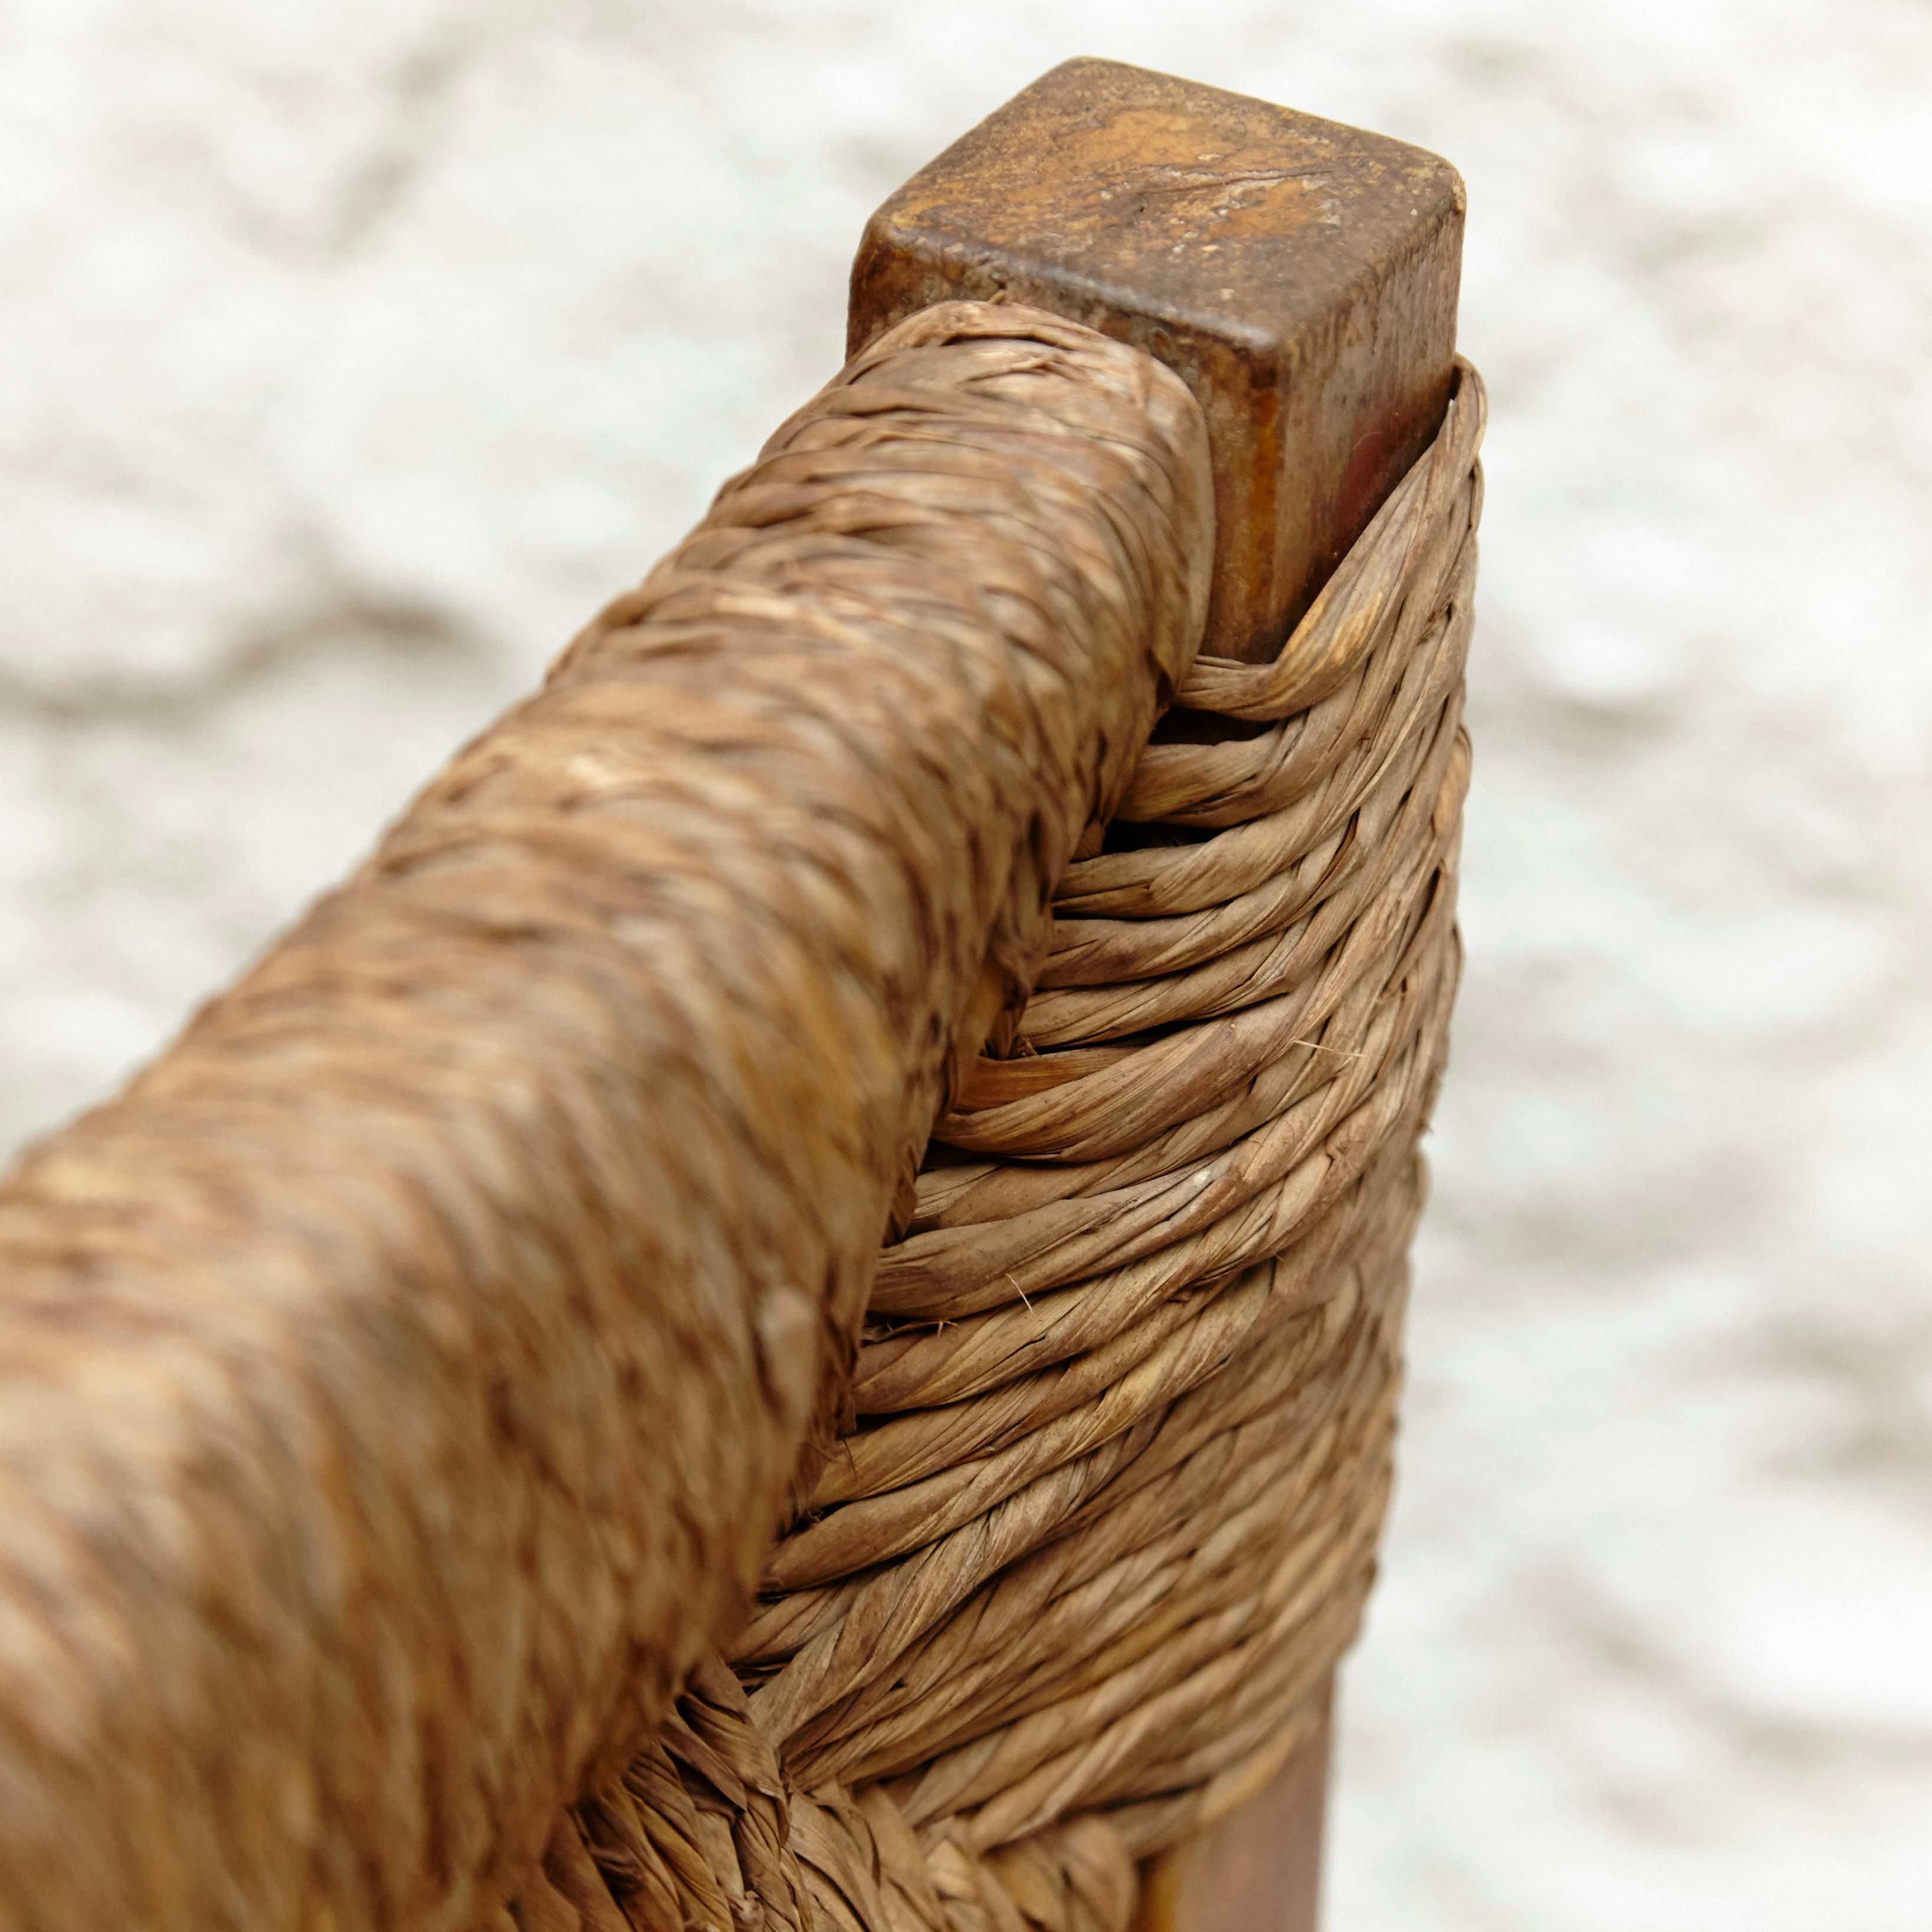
851 58 1465 663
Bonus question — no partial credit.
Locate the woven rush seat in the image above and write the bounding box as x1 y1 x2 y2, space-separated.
515 360 1487 1932
0 301 1215 1932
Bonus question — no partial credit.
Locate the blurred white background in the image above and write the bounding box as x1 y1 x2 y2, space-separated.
2 2 1928 1925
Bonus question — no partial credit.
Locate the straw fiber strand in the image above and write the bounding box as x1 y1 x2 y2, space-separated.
0 303 1211 1932
540 364 1484 1932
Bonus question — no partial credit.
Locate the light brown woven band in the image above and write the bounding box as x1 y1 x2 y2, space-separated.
507 360 1486 1932
0 304 1212 1932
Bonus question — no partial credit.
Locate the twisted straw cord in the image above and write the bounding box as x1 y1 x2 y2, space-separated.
516 363 1484 1932
0 303 1209 1932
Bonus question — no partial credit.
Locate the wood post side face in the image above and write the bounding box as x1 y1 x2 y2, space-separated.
1133 1688 1334 1932
848 56 1465 664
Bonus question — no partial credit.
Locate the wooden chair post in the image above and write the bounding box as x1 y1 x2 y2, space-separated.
1134 1690 1335 1932
850 61 1465 1928
849 57 1465 667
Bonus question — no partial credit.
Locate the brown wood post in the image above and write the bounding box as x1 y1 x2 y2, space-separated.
848 57 1464 664
848 58 1465 1929
1133 1692 1336 1932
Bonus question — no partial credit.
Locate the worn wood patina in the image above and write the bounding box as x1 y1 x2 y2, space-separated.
850 56 1465 667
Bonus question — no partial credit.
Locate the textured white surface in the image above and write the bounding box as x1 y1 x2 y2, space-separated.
3 3 1929 1926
